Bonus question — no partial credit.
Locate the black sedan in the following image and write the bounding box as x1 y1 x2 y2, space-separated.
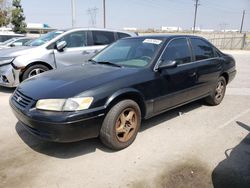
10 35 236 150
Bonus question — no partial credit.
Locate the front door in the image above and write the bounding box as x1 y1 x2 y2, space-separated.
54 31 94 67
153 38 199 113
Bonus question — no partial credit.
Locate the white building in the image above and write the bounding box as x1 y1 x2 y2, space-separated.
161 26 183 32
200 29 215 32
223 29 239 33
123 27 137 31
0 27 13 32
26 23 54 34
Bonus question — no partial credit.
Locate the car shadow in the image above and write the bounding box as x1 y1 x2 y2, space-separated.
212 121 250 188
15 100 203 159
15 122 114 158
0 86 15 93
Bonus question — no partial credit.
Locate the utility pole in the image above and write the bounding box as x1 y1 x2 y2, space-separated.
87 7 98 27
103 0 106 28
193 0 200 33
240 10 245 33
71 0 76 28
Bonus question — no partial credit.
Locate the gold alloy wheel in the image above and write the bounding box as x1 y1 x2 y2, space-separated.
215 80 225 101
115 108 138 143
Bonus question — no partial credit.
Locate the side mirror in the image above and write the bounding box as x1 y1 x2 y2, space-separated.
157 60 177 70
56 41 67 51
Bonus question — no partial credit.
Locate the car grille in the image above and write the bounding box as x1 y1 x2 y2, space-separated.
12 90 34 109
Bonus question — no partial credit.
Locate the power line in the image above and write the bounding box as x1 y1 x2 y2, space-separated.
193 0 200 33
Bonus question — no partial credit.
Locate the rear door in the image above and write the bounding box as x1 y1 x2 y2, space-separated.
189 38 222 96
153 38 199 113
88 30 116 56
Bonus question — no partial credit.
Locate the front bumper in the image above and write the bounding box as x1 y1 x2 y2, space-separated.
228 69 236 83
0 64 20 87
10 96 105 142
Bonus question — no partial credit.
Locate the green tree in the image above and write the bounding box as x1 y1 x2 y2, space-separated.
11 0 26 33
0 0 11 27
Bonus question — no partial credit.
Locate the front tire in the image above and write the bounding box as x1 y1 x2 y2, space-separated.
22 64 49 81
100 100 141 150
205 76 227 106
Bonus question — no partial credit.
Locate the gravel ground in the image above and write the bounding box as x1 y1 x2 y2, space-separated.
0 50 250 188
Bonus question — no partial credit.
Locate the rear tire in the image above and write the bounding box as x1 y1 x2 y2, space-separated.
22 64 49 81
205 76 227 106
100 100 141 150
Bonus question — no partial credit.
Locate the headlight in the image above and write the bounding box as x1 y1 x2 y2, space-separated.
0 57 15 65
36 97 94 111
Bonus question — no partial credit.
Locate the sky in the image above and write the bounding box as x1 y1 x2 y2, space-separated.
20 0 250 31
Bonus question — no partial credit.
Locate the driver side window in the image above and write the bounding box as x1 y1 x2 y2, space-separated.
57 31 87 48
161 38 191 65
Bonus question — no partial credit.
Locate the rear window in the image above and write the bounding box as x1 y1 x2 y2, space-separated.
92 31 115 45
117 32 131 39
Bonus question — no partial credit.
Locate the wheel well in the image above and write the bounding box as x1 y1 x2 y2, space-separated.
220 72 229 84
107 93 146 118
19 61 53 81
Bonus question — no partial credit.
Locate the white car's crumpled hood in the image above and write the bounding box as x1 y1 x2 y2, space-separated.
0 46 37 57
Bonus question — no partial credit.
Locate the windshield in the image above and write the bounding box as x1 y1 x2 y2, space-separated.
1 38 16 45
24 39 34 46
92 38 163 68
28 30 64 46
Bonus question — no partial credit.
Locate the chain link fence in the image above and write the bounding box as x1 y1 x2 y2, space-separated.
139 32 250 50
208 33 249 50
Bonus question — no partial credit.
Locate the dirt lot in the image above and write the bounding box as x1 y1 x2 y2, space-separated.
0 50 250 188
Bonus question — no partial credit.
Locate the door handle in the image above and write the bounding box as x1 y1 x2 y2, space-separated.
82 51 91 55
82 50 99 55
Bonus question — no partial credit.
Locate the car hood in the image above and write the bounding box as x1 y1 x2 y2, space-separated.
18 63 140 100
0 45 10 49
0 46 36 57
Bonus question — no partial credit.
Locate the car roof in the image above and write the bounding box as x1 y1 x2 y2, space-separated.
123 34 205 40
0 32 24 36
60 27 137 36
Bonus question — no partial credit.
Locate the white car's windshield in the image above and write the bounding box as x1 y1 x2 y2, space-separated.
1 38 17 45
92 38 163 68
28 30 64 46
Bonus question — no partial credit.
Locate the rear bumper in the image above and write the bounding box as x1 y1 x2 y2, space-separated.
228 69 236 83
10 98 105 142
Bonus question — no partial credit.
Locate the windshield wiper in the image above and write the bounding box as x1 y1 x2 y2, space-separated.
88 59 97 64
97 61 121 67
88 59 122 67
96 61 122 68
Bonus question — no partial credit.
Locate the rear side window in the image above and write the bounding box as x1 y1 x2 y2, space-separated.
0 35 16 43
92 31 115 45
161 38 191 65
191 38 215 61
117 32 131 39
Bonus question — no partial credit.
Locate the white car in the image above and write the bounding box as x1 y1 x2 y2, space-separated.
0 37 33 49
0 33 24 44
0 28 137 87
